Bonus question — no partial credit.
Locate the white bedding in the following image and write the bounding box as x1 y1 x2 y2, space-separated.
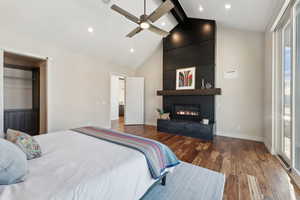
0 130 159 200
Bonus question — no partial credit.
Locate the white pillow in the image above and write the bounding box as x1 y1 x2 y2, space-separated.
0 139 28 185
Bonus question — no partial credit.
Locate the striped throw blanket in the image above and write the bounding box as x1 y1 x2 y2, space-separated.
72 127 180 179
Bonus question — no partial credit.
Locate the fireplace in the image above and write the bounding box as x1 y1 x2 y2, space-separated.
172 104 201 121
156 18 218 140
158 102 214 140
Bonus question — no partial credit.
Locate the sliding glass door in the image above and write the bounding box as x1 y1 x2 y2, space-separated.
274 0 300 177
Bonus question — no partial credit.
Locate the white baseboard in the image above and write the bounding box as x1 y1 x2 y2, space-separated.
216 131 264 142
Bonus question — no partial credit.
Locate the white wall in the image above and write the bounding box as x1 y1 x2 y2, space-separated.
110 75 120 121
215 26 265 141
135 45 163 126
0 29 134 134
136 26 265 141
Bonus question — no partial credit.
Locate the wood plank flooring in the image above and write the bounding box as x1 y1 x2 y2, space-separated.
112 118 300 200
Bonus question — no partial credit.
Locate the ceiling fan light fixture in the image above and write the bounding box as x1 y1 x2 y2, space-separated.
140 22 150 29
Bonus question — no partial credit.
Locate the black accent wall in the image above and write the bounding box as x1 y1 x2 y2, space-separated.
162 18 216 122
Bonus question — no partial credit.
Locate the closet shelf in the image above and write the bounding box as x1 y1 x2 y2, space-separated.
4 76 34 81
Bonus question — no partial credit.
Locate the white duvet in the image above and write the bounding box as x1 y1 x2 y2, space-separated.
0 130 158 200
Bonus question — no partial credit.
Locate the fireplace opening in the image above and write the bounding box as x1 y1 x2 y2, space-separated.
172 104 201 121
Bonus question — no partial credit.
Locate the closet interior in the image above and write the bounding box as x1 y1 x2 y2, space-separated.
3 52 47 136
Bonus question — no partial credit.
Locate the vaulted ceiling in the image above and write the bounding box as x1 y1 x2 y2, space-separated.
0 0 285 69
0 0 177 68
178 0 285 32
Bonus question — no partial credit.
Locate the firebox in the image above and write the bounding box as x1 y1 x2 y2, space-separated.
172 104 201 121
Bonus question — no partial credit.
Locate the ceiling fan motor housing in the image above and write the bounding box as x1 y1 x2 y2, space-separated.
140 14 148 22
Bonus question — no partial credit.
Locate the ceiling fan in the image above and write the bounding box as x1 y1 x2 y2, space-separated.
111 0 174 38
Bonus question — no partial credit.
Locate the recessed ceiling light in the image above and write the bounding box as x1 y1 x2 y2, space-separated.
225 4 231 10
199 5 204 12
161 22 166 26
130 48 135 53
172 33 181 42
88 27 94 33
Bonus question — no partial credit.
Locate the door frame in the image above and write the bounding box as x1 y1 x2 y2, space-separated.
292 0 300 176
278 19 293 165
0 48 49 134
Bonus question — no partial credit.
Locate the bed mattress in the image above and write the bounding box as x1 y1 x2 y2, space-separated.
0 130 158 200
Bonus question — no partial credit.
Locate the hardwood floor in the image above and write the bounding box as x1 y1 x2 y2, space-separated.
112 117 300 200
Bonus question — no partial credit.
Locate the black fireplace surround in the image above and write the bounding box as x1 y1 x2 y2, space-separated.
157 18 217 141
158 102 214 141
157 119 214 140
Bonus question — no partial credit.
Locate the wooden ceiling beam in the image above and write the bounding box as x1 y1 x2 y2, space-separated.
163 0 188 23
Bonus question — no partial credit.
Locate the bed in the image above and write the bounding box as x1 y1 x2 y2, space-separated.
0 128 179 200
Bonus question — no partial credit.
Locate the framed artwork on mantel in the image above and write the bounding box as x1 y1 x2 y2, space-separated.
176 67 196 90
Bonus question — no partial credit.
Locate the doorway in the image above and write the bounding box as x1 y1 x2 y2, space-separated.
110 75 126 128
3 52 47 136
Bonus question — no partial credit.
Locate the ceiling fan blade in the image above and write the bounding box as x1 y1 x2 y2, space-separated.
126 27 143 38
148 0 174 23
148 25 169 37
111 4 140 24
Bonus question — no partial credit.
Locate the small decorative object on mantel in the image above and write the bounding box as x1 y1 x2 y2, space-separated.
176 67 196 90
205 82 212 89
201 78 205 89
202 118 209 125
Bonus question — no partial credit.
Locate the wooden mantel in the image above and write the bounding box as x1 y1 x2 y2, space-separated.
156 88 221 96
